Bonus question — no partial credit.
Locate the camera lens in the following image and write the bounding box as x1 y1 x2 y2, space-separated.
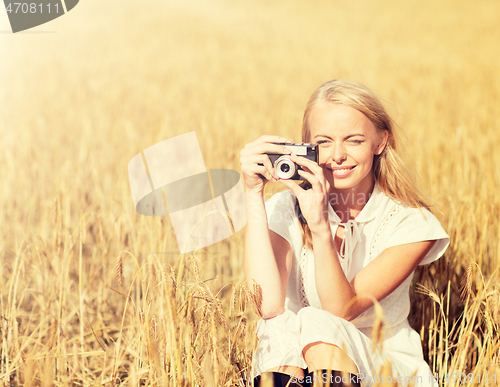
274 156 296 179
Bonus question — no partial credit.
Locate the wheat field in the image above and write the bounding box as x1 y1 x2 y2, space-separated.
1 0 500 385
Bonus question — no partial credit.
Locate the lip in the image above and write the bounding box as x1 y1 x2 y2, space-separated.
331 166 356 170
329 165 356 178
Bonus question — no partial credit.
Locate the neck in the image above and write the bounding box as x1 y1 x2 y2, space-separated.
328 174 375 222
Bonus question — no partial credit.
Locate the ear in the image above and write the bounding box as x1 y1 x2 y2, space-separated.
375 130 389 155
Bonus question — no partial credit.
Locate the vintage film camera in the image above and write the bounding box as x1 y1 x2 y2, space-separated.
267 143 318 180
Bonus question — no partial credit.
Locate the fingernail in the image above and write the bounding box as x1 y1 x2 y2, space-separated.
284 147 292 154
272 178 277 182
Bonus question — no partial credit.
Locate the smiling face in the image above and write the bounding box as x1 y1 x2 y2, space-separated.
307 102 388 195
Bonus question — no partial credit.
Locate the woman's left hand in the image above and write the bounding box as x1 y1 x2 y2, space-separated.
279 154 331 234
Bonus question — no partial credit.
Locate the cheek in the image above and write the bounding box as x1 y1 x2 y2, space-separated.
318 149 329 165
347 147 373 163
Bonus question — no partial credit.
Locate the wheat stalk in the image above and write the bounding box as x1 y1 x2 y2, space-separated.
461 262 475 302
116 254 124 288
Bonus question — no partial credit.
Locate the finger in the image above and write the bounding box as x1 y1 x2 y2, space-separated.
300 167 326 190
297 169 323 191
250 165 276 182
259 154 279 180
244 154 278 180
299 167 327 189
299 178 328 210
288 154 322 173
247 142 293 156
323 174 331 196
296 171 328 208
292 158 325 186
257 135 294 144
248 135 294 147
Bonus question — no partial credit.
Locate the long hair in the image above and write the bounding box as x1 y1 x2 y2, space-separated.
298 79 432 249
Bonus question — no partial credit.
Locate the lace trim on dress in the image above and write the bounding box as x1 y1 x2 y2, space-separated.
369 203 401 260
353 204 401 323
298 246 310 307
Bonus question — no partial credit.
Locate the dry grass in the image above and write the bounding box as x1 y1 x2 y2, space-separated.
1 0 500 385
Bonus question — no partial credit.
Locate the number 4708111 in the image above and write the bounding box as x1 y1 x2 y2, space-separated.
443 373 496 383
5 3 60 14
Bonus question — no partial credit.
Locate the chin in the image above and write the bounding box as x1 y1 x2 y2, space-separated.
331 181 358 190
325 176 355 190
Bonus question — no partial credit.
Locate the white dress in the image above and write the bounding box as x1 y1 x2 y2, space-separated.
253 181 450 387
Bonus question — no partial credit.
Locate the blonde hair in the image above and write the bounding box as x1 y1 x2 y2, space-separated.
298 79 432 249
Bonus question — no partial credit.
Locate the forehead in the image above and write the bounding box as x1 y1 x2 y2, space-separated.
308 102 376 137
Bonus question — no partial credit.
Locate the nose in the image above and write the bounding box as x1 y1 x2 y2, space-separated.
329 142 347 164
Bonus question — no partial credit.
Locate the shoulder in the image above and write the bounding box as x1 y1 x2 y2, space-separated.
368 184 442 227
389 199 444 229
376 198 450 266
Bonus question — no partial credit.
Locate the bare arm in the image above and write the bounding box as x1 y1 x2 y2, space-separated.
346 239 436 319
244 190 293 318
240 136 294 318
311 228 437 320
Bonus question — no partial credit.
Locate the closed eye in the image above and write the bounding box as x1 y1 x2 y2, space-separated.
317 140 332 146
316 139 364 146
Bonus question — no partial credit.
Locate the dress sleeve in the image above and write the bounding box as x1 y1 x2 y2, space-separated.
264 190 297 247
383 206 450 266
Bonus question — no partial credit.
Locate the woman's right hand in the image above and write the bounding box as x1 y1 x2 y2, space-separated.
240 135 293 194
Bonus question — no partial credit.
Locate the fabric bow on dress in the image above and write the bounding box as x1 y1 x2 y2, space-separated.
328 205 376 277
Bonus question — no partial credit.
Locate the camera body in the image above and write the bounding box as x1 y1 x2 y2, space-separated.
267 143 319 180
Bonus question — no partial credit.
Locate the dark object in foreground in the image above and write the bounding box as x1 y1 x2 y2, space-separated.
253 369 361 386
253 371 303 386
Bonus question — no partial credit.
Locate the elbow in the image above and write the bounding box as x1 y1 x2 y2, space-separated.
340 303 368 322
253 292 285 319
260 304 285 320
342 312 358 322
255 294 285 319
244 278 286 319
323 307 353 321
322 301 362 322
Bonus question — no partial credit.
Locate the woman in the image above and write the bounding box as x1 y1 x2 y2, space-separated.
240 80 449 387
